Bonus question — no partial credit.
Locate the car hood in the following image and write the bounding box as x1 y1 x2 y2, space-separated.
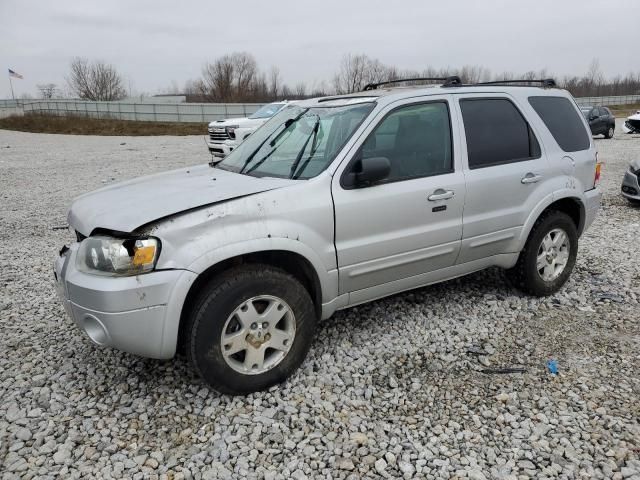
68 164 293 235
628 112 640 121
630 159 640 171
208 117 263 129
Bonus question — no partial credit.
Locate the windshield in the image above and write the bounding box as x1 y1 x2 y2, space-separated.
249 103 286 119
217 103 375 179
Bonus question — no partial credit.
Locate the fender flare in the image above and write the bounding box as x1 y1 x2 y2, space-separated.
516 190 585 251
186 236 337 303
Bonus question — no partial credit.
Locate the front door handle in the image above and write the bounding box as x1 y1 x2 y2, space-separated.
521 173 543 184
428 189 455 201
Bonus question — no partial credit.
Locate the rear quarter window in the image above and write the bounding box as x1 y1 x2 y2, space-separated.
528 96 590 152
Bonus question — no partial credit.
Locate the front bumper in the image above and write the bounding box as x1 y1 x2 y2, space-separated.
621 170 640 200
54 243 197 359
206 138 238 158
622 121 640 134
583 187 602 232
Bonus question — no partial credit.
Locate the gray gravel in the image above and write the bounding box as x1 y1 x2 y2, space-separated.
1 122 639 479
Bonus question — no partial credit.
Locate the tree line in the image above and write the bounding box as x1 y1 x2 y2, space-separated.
35 54 640 102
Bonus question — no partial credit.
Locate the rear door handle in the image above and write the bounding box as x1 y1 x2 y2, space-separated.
428 189 455 201
521 173 543 184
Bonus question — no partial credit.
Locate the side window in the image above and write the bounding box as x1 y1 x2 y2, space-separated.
460 98 541 169
528 96 590 152
361 102 453 181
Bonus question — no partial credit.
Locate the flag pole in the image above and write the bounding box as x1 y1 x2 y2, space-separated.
9 74 15 100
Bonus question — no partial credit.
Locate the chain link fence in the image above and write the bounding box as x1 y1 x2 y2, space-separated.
0 99 266 123
573 95 640 107
2 94 640 123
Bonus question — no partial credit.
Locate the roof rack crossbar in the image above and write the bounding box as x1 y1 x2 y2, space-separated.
458 78 557 88
362 76 461 91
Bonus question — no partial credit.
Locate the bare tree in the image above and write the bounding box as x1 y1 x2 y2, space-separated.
67 57 126 101
268 66 281 100
186 51 640 103
37 83 59 99
294 81 306 98
333 54 370 94
199 52 261 102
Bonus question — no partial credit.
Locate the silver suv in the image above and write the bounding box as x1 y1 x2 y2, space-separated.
54 78 601 394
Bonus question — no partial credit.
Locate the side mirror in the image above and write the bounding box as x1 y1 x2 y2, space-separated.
343 156 391 188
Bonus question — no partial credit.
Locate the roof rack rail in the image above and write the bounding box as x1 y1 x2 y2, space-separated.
456 78 557 88
362 76 461 91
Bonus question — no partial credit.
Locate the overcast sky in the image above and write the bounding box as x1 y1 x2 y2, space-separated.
1 0 638 99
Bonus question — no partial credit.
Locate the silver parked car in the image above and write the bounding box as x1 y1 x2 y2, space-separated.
621 159 640 203
54 78 602 394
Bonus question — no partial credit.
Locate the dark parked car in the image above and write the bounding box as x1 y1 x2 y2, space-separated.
581 106 615 138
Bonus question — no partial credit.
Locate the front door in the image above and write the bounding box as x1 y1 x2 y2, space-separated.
332 97 465 295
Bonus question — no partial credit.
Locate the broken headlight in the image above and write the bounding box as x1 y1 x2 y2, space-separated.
76 236 160 276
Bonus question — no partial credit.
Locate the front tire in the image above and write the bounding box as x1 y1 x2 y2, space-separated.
185 265 316 394
506 210 578 296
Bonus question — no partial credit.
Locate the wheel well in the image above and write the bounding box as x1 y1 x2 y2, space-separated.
177 251 322 353
542 197 585 235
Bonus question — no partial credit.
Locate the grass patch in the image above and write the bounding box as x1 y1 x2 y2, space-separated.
0 114 206 136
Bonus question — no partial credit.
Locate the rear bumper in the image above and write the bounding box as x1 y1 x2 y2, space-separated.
583 187 602 232
621 170 640 200
54 243 197 359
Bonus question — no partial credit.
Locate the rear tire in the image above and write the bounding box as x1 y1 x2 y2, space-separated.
605 126 614 139
506 210 578 296
185 264 316 394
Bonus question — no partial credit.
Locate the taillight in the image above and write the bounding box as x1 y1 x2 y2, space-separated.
594 162 602 187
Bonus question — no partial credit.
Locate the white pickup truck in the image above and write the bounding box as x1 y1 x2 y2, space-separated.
207 102 288 159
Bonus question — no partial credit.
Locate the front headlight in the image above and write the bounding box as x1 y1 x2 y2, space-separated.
226 125 238 139
76 236 160 276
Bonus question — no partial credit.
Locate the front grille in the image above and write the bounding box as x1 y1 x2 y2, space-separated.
209 127 229 142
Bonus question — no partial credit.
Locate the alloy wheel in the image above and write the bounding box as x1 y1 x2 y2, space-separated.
536 228 570 282
220 295 296 375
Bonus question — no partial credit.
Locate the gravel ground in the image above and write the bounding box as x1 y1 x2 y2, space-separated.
1 122 639 480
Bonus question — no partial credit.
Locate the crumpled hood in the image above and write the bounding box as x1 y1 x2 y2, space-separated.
68 164 292 235
208 117 263 129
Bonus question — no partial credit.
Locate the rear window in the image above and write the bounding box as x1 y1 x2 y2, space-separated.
460 98 540 169
528 96 590 152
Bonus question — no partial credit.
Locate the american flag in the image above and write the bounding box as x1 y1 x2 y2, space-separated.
8 69 23 79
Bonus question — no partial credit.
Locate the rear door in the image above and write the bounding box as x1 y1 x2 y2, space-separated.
453 94 552 264
332 96 465 295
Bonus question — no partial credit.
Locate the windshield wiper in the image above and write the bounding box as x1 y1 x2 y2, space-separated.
238 109 308 174
289 115 320 179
